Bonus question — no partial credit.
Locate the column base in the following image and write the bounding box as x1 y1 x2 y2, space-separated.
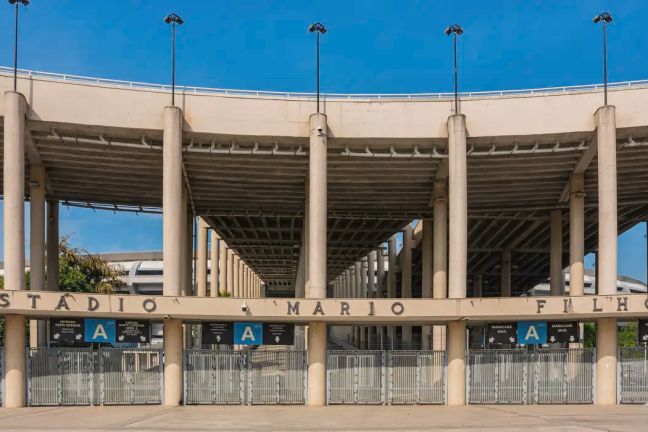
307 322 327 406
164 319 184 407
595 317 617 405
4 314 27 408
447 320 466 406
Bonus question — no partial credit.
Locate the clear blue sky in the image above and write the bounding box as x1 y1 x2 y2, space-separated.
0 1 646 281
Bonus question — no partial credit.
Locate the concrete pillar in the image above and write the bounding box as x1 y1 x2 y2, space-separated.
306 112 328 407
447 320 466 406
354 261 361 346
569 174 585 296
433 180 448 351
376 247 385 298
387 235 398 344
401 224 413 347
550 209 563 296
29 165 46 347
367 251 376 297
162 105 184 406
596 318 617 404
196 218 208 297
501 250 512 297
233 255 240 297
224 247 231 296
210 230 219 297
596 106 617 296
421 219 433 350
3 91 26 408
448 114 467 299
47 200 60 292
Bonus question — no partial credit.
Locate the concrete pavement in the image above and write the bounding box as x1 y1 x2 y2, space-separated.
0 405 646 431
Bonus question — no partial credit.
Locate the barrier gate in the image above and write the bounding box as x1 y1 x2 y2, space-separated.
184 350 307 405
27 348 162 406
618 347 648 404
467 349 595 404
327 350 446 405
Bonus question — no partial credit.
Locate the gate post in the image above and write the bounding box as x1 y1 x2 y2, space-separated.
163 319 184 406
447 320 466 405
596 318 618 404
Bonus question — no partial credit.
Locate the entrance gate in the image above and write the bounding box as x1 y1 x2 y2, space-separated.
27 348 162 406
184 350 306 405
326 350 446 405
467 349 595 404
618 347 648 404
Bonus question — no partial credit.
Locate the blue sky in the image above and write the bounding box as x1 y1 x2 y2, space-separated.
0 1 646 281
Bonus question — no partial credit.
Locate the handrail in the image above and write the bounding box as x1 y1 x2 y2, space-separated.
1 65 648 100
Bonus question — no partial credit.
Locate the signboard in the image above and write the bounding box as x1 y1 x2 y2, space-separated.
202 322 233 345
639 320 648 345
486 322 517 345
84 318 116 344
548 321 579 344
116 320 149 344
50 318 84 344
263 323 294 345
517 321 547 345
233 322 263 345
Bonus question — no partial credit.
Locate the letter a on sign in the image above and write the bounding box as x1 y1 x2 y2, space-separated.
93 324 108 340
233 322 263 345
517 321 547 345
241 326 256 341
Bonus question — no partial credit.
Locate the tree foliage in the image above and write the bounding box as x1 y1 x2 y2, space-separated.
57 238 125 294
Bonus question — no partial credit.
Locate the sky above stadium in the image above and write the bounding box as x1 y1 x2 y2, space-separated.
0 0 645 282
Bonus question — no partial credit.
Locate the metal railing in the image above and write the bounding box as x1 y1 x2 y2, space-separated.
3 66 648 101
467 349 594 405
184 349 307 405
27 348 162 406
327 350 446 405
618 347 648 404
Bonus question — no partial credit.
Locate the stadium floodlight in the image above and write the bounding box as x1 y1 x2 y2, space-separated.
308 22 327 114
444 24 463 114
164 13 184 106
593 12 613 105
8 0 30 92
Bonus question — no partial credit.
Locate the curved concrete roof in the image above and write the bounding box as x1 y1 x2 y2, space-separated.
2 68 648 294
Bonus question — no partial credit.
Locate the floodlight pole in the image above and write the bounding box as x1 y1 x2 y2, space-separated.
309 23 327 114
445 24 463 114
10 0 29 92
593 12 612 106
165 13 184 106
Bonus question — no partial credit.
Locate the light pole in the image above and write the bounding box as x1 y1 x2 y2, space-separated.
8 0 29 92
164 13 184 106
593 12 613 106
308 22 327 114
444 24 463 114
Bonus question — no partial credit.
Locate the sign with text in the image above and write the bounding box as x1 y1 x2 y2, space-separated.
487 322 517 345
639 320 648 345
517 321 547 345
84 318 116 344
263 323 294 345
202 322 233 345
50 318 84 344
233 322 263 345
548 321 579 344
116 320 149 344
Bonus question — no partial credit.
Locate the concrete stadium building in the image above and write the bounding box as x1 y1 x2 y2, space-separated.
1 66 648 409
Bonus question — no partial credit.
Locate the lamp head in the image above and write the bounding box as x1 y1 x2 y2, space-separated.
164 13 184 25
308 22 327 34
8 0 30 5
593 12 612 24
445 24 463 36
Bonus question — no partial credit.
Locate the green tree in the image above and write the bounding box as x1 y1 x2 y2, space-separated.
57 238 125 294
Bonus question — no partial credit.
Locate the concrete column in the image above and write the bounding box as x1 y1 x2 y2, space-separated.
596 318 617 404
596 106 617 296
233 255 240 297
550 209 563 296
447 320 466 406
421 219 433 350
401 224 413 347
367 251 376 297
221 244 229 296
162 106 183 298
569 174 585 296
29 165 46 347
501 250 512 297
47 200 60 292
433 180 448 351
354 261 361 346
448 114 467 299
3 91 26 408
196 218 208 297
163 319 183 406
387 235 398 298
306 112 328 407
210 230 219 297
376 247 385 298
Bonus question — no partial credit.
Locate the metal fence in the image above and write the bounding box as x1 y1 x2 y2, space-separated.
27 348 162 406
184 349 306 405
467 349 594 405
327 350 446 405
618 347 648 404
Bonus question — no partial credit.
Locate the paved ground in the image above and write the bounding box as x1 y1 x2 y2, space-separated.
0 405 646 431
